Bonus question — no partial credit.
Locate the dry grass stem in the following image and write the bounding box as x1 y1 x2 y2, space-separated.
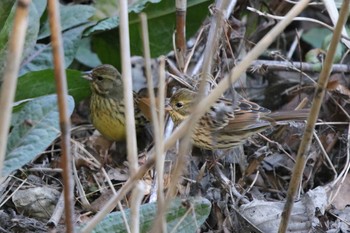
72 157 90 209
47 192 65 227
278 1 350 232
130 182 146 233
329 124 350 203
175 0 187 70
47 0 74 231
313 131 337 177
140 13 167 232
119 0 138 176
0 0 31 179
0 177 26 209
183 27 204 74
199 0 233 95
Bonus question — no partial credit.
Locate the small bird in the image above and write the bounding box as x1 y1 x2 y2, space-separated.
83 64 149 142
167 88 308 150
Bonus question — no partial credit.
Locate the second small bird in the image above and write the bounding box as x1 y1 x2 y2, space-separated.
167 88 308 150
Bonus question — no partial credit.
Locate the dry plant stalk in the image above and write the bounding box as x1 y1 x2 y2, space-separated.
278 1 350 232
175 0 187 70
0 0 31 178
250 60 350 73
47 0 74 232
139 13 168 232
119 0 139 176
118 0 141 231
130 182 146 233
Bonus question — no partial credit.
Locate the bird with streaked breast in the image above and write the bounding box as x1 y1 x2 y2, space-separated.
83 64 150 142
167 88 308 150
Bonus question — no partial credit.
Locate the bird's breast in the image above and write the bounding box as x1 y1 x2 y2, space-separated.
90 95 126 141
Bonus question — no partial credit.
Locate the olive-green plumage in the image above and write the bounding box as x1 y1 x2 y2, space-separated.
83 64 147 141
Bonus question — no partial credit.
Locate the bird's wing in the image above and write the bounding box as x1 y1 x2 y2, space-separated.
220 98 271 132
205 99 235 130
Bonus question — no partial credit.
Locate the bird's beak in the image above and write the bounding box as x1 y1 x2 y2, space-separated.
164 104 172 112
82 70 93 81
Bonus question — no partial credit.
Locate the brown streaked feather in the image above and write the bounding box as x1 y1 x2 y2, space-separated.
168 88 309 150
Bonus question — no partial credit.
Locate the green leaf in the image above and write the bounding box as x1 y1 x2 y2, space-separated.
90 197 211 233
75 37 101 68
0 0 43 80
15 69 91 103
20 24 87 75
91 0 161 21
0 1 15 30
38 4 95 39
32 0 47 18
84 0 161 35
91 0 210 67
302 28 331 49
3 95 75 176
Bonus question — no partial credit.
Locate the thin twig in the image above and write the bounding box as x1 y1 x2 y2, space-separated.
278 1 350 232
250 60 350 73
247 6 350 42
47 0 74 232
0 0 31 178
329 123 350 203
47 192 65 227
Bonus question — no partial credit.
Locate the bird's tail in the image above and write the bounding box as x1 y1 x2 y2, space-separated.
262 109 309 122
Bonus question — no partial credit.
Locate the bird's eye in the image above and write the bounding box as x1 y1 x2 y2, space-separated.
175 102 183 108
96 76 103 81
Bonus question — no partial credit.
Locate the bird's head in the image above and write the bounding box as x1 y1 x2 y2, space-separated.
167 88 196 124
83 64 123 98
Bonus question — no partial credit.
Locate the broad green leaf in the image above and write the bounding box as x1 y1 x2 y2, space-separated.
0 0 15 30
38 4 95 39
20 24 87 75
85 16 119 35
301 28 331 49
321 32 345 63
92 0 160 20
32 0 47 18
16 69 90 103
3 95 75 176
0 0 43 80
85 0 161 34
75 37 101 68
90 197 211 233
91 0 210 67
